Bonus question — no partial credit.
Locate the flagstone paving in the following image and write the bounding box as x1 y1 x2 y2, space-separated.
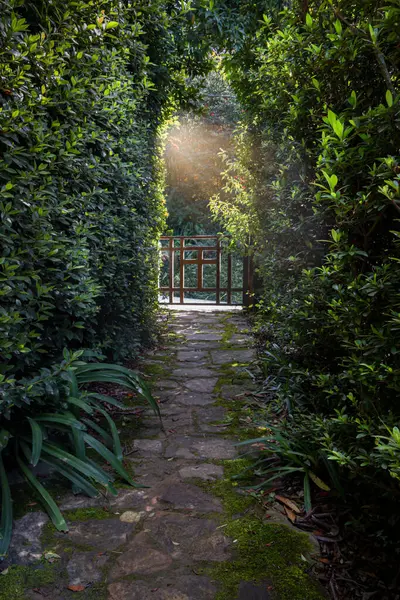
3 310 323 600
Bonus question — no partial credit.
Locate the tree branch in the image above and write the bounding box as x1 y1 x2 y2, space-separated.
333 7 396 95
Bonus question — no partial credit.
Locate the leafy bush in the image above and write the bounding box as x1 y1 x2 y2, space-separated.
206 0 400 544
0 350 159 557
0 0 211 378
0 0 212 561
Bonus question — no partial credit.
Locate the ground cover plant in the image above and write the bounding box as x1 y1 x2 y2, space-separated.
0 352 159 557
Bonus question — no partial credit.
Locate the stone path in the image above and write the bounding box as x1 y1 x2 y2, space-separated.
4 310 323 600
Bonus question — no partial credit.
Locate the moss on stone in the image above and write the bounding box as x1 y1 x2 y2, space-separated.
220 321 239 348
193 458 254 517
209 516 324 600
141 362 170 377
0 562 58 600
63 507 112 521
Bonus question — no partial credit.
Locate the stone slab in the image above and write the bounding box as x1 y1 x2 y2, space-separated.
179 463 224 481
108 574 216 600
63 519 134 551
227 334 253 346
164 436 198 459
110 531 172 579
211 349 255 365
219 383 257 400
186 332 222 341
154 380 181 389
184 378 218 393
173 391 215 406
164 435 235 460
146 512 230 562
132 439 164 457
67 551 109 586
109 488 149 510
191 438 236 460
195 405 229 433
177 350 209 362
172 367 217 378
158 482 222 513
6 512 49 566
127 457 186 487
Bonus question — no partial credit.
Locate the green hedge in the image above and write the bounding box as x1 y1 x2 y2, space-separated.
208 1 400 503
0 1 210 381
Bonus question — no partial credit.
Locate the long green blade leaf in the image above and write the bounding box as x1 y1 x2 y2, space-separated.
96 408 123 461
83 433 133 485
16 454 68 532
82 418 113 447
27 418 43 467
88 393 126 410
41 441 113 486
71 428 86 462
39 455 99 499
67 397 94 415
34 414 86 430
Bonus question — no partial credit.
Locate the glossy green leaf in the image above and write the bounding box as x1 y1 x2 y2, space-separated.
27 418 43 466
17 455 68 532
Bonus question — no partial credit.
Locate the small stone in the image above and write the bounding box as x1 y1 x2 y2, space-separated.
67 551 109 586
119 511 145 523
184 378 218 393
179 464 224 481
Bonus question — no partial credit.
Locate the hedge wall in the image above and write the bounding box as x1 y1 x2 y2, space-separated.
0 0 209 381
204 0 400 566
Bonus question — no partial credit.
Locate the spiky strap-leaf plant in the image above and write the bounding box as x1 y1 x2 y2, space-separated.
0 349 159 558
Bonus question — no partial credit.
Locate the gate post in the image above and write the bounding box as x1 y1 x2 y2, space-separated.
242 254 254 308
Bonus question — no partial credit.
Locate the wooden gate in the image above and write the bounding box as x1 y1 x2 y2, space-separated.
159 235 253 306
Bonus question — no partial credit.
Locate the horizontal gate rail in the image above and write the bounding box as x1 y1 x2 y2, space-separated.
159 235 253 306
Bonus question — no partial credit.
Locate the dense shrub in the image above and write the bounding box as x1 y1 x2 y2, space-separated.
0 0 210 378
207 0 400 546
0 0 212 559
